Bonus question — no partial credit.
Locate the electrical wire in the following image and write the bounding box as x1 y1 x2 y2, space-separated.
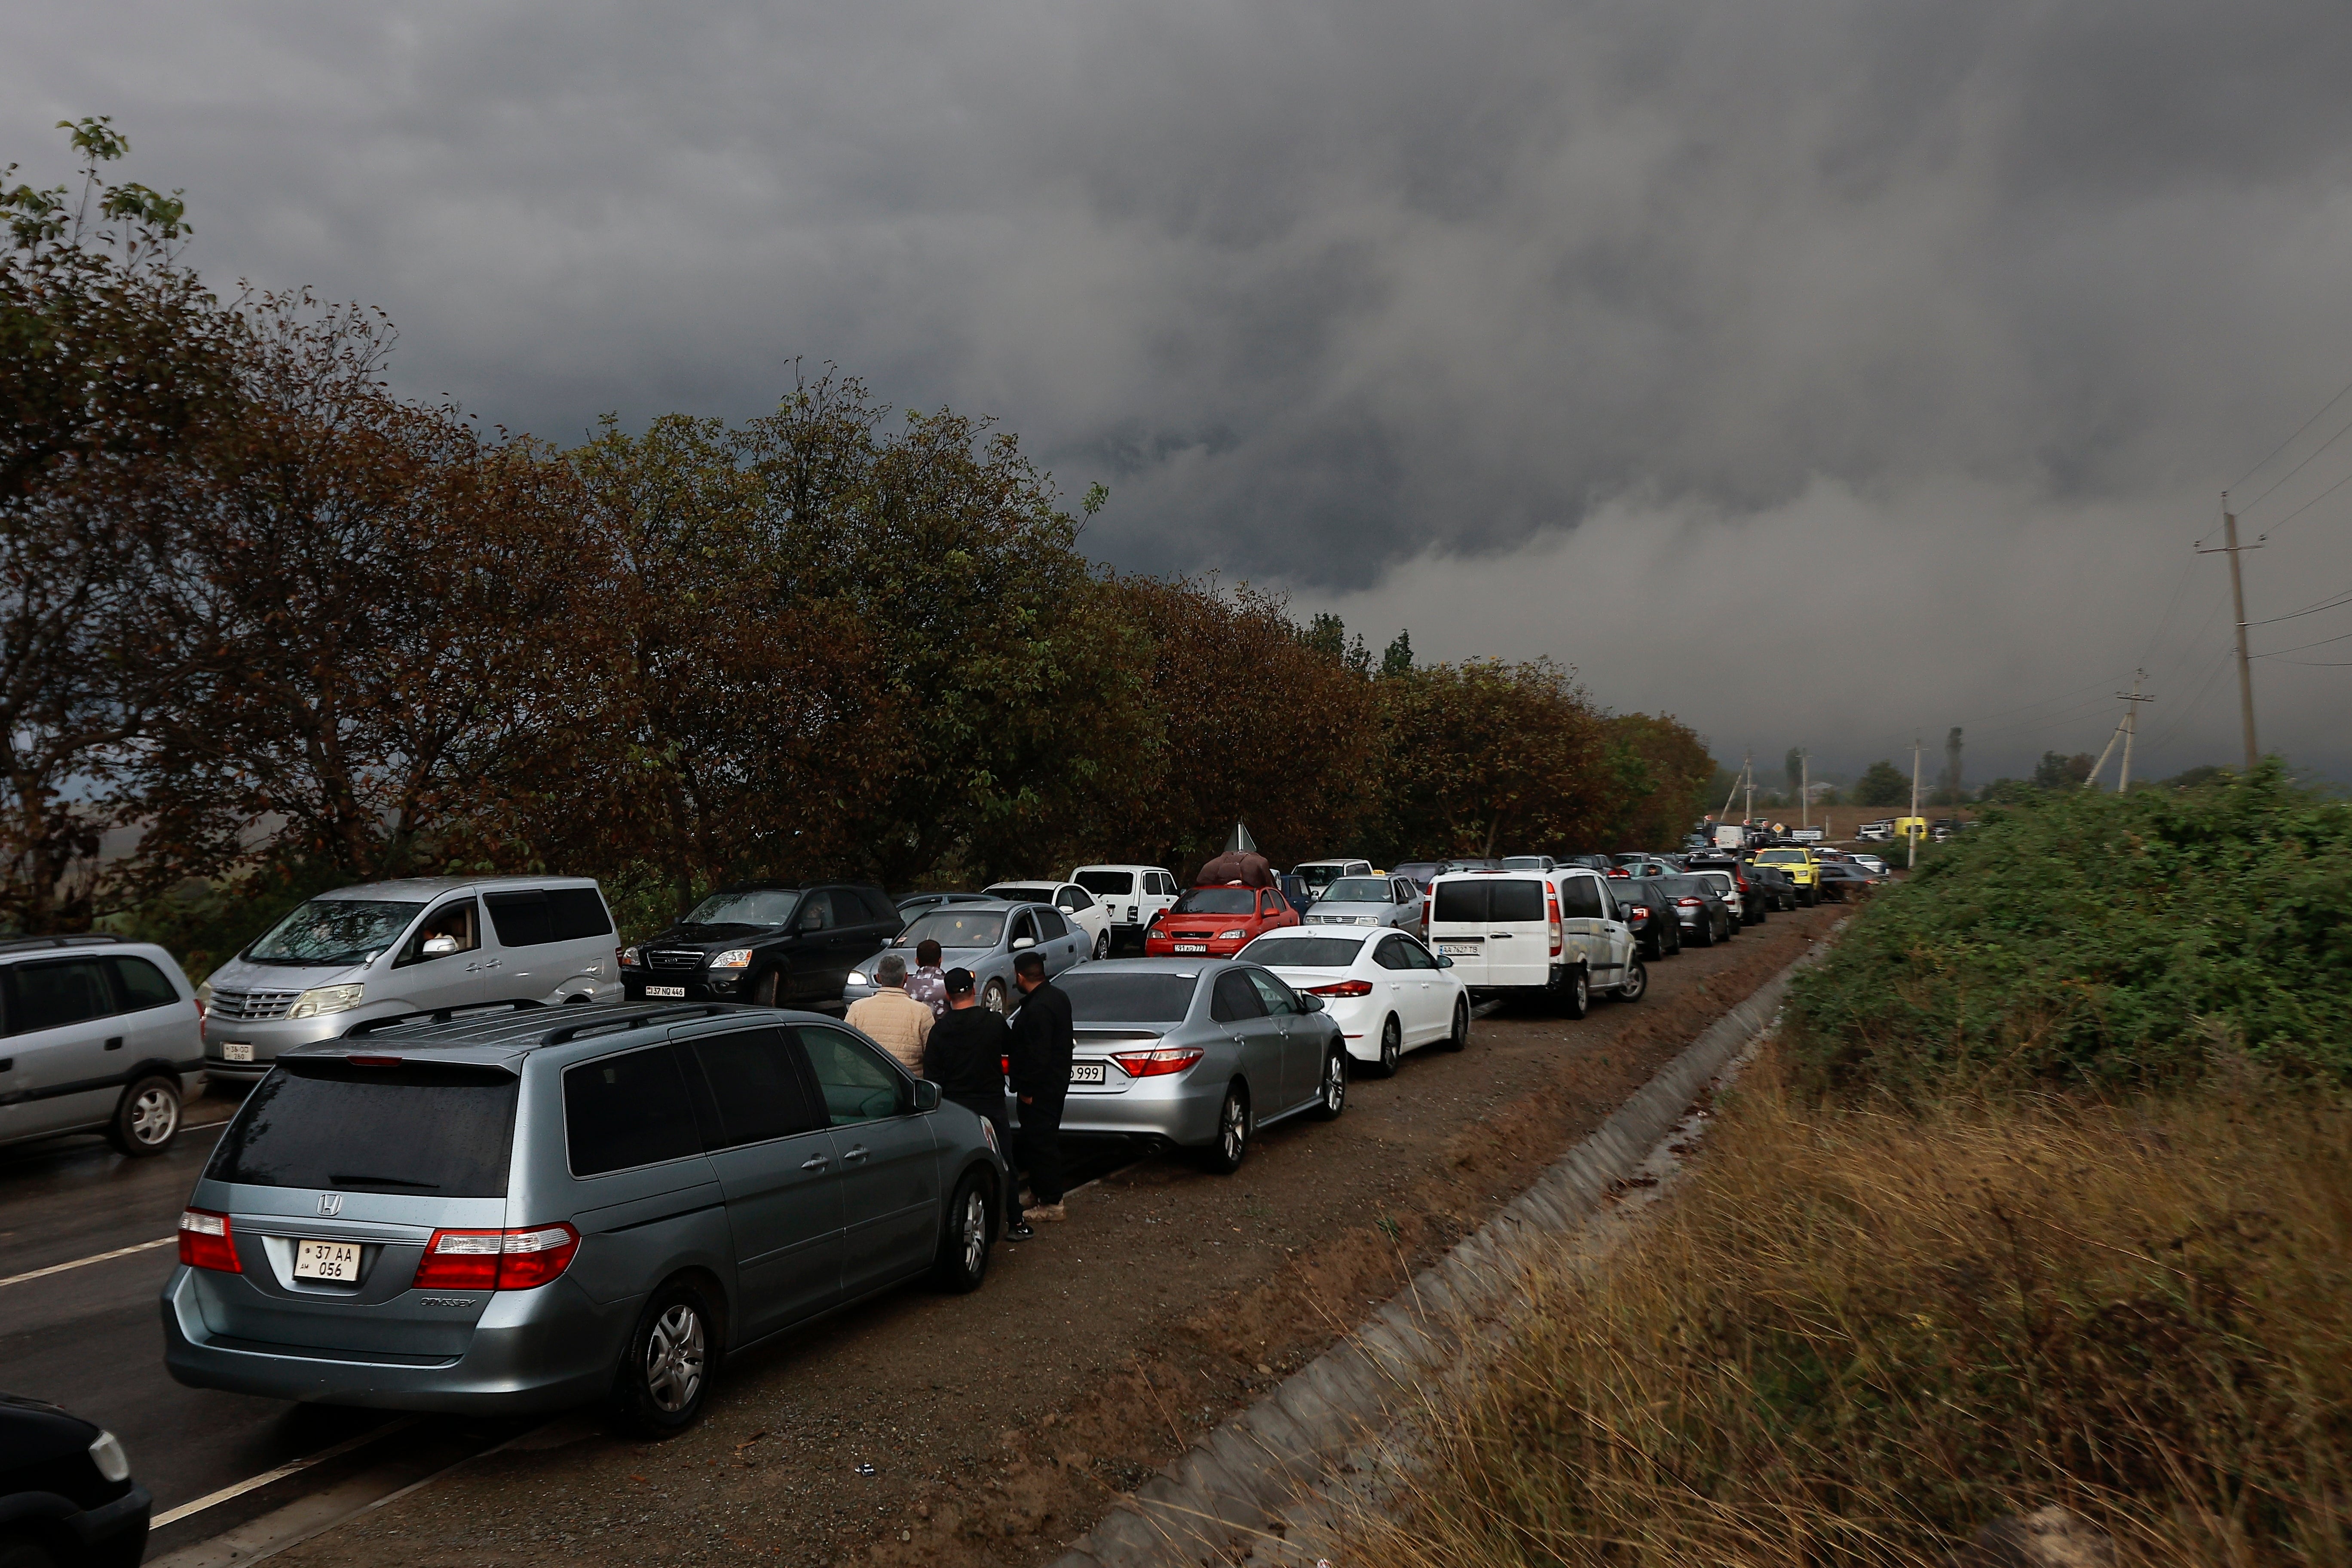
2227 374 2352 493
2245 585 2352 627
2242 462 2352 540
2253 626 2352 658
2234 407 2352 517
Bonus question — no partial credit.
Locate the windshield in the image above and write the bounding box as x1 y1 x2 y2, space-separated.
1074 871 1133 896
1756 850 1807 865
685 889 802 927
247 899 425 967
1295 864 1350 889
1319 879 1393 904
1058 971 1198 1024
1172 887 1258 915
899 910 1006 949
1240 934 1367 968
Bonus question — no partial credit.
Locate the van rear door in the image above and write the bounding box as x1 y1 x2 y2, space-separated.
1427 877 1551 990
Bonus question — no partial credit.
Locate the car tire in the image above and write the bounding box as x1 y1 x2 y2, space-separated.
611 1278 720 1439
930 1169 995 1293
1441 995 1470 1051
1092 930 1111 961
1617 959 1648 1003
753 968 785 1007
1692 919 1714 948
1199 1084 1251 1174
1559 967 1589 1020
1311 1048 1348 1121
106 1074 181 1158
1373 1015 1403 1078
982 978 1009 1014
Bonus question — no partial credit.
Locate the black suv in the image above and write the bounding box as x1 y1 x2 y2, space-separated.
620 883 900 1009
0 1392 147 1566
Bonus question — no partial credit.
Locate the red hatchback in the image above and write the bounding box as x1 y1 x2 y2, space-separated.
1145 882 1299 958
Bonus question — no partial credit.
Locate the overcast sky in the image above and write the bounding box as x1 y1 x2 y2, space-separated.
10 0 2352 784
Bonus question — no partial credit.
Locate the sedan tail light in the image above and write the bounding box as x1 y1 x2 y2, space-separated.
178 1208 241 1273
1110 1046 1206 1078
1307 979 1375 996
1676 897 1705 908
413 1223 582 1292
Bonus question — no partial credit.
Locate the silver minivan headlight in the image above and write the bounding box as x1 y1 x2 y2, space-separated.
287 983 364 1019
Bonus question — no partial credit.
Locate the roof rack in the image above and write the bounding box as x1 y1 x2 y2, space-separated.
0 933 125 956
543 1004 732 1047
342 999 547 1037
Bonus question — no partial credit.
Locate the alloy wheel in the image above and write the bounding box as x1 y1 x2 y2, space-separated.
128 1086 178 1146
1221 1093 1247 1162
1379 1016 1402 1075
959 1188 988 1276
644 1303 706 1414
982 980 1008 1014
1322 1052 1346 1114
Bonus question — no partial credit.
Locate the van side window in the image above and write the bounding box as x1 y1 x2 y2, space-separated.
797 1026 904 1124
1491 880 1546 922
1557 877 1603 919
484 891 555 948
545 888 613 941
1210 971 1266 1023
401 900 481 965
687 1028 825 1147
110 956 180 1010
1 959 115 1035
564 1046 703 1176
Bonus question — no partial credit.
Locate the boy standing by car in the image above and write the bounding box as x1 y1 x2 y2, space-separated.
925 968 1027 1239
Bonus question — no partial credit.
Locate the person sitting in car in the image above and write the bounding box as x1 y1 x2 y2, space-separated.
843 952 932 1074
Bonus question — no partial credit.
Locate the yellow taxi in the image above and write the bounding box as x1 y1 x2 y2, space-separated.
1752 846 1822 905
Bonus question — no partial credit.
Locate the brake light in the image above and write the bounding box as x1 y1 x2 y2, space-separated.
178 1208 241 1273
1110 1046 1206 1078
1307 979 1375 996
1677 897 1704 907
413 1223 581 1291
1629 904 1651 919
1547 891 1563 958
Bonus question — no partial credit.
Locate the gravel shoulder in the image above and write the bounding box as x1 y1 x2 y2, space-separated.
281 905 1845 1568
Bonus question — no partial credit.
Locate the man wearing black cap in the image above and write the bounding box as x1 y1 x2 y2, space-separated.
1007 950 1073 1224
923 967 1028 1239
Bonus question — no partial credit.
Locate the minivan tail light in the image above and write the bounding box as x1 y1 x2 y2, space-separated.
1547 891 1563 958
1109 1046 1206 1078
1307 979 1374 996
413 1223 582 1292
178 1208 241 1273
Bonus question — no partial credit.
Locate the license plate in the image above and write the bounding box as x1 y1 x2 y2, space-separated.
220 1042 254 1063
1173 943 1207 954
645 986 686 998
1069 1062 1107 1084
1439 943 1479 955
294 1239 362 1282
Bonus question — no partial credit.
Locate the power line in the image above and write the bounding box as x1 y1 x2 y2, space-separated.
2248 462 2352 539
2236 408 2352 517
2245 585 2352 627
2227 374 2352 493
2253 626 2352 658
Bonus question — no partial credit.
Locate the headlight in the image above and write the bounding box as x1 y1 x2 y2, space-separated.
195 980 214 1004
847 970 868 987
710 949 754 970
1218 928 1248 940
619 945 641 968
287 983 364 1019
87 1430 129 1484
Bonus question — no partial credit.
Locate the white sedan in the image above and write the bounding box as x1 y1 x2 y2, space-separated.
983 881 1112 959
1236 925 1468 1078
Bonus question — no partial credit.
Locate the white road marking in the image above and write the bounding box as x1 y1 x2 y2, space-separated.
0 1235 174 1290
150 1417 422 1528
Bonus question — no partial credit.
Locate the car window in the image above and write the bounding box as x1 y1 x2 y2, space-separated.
1558 877 1603 919
1246 969 1301 1015
1008 910 1039 947
564 1046 704 1176
1210 970 1267 1023
1399 937 1440 971
1259 889 1283 916
797 1026 905 1124
1372 936 1412 971
855 888 899 924
686 1027 825 1147
1 958 115 1035
547 887 615 940
1061 971 1198 1023
686 888 802 927
1432 881 1486 924
1061 886 1094 910
1075 870 1133 896
900 909 1006 950
110 956 180 1010
401 899 481 964
211 1059 518 1196
1173 888 1256 915
483 890 558 947
797 891 837 931
1491 879 1547 922
1035 908 1069 940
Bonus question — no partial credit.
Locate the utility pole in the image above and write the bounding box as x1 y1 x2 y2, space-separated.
1908 735 1922 870
2197 498 2263 771
1742 752 1754 829
2118 670 2154 792
1800 750 1810 833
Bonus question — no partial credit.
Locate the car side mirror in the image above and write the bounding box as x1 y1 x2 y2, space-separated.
422 934 459 957
1438 954 1455 968
1011 936 1036 950
911 1080 942 1112
1299 993 1326 1012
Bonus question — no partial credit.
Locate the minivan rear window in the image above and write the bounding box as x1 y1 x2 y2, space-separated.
1074 871 1133 896
207 1061 518 1196
1491 880 1546 921
1431 881 1488 924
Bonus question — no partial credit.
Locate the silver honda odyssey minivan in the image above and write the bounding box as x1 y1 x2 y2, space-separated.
199 878 622 1084
162 1001 1009 1434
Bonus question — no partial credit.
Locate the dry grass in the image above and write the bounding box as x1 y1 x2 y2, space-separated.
1338 1055 2352 1566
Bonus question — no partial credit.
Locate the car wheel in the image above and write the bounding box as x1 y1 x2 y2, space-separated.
1199 1084 1251 1174
982 978 1008 1014
1560 967 1589 1020
611 1279 718 1438
1373 1015 1403 1078
106 1075 181 1158
1092 930 1111 961
0 1534 61 1568
1311 1048 1348 1121
753 968 785 1007
1693 918 1715 947
1442 995 1470 1051
1618 959 1648 1003
930 1169 995 1293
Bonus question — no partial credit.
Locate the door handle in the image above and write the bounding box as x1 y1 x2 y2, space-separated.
800 1154 830 1171
1490 934 1512 940
104 1037 123 1050
841 1146 870 1164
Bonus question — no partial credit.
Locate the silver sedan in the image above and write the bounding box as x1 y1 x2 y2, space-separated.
1300 875 1425 937
842 900 1087 1014
1037 959 1348 1173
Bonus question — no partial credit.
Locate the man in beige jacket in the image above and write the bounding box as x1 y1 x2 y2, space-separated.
845 953 932 1075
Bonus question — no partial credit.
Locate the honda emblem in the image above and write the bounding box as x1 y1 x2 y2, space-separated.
317 1193 343 1217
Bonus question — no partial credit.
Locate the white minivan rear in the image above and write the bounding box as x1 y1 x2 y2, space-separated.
1425 873 1559 996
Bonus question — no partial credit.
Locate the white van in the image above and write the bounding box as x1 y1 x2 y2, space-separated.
1424 869 1645 1018
1069 864 1179 950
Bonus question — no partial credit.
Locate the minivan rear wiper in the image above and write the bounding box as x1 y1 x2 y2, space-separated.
329 1173 442 1190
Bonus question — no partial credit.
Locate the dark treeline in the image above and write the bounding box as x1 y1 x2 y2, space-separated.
3 122 1714 958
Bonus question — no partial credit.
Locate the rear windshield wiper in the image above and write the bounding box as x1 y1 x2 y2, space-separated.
328 1173 442 1190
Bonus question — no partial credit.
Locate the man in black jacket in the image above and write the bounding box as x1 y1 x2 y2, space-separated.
923 968 1027 1238
1007 951 1073 1223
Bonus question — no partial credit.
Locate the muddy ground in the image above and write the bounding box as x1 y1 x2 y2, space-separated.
285 904 1844 1568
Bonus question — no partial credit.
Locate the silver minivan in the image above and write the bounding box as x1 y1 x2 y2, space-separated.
0 935 204 1157
199 878 622 1084
1424 870 1645 1018
162 1001 1010 1434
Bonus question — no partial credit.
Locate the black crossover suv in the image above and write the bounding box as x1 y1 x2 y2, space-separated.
0 1392 148 1566
620 883 900 1009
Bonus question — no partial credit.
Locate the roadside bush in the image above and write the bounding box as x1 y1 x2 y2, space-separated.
1782 764 2352 1097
